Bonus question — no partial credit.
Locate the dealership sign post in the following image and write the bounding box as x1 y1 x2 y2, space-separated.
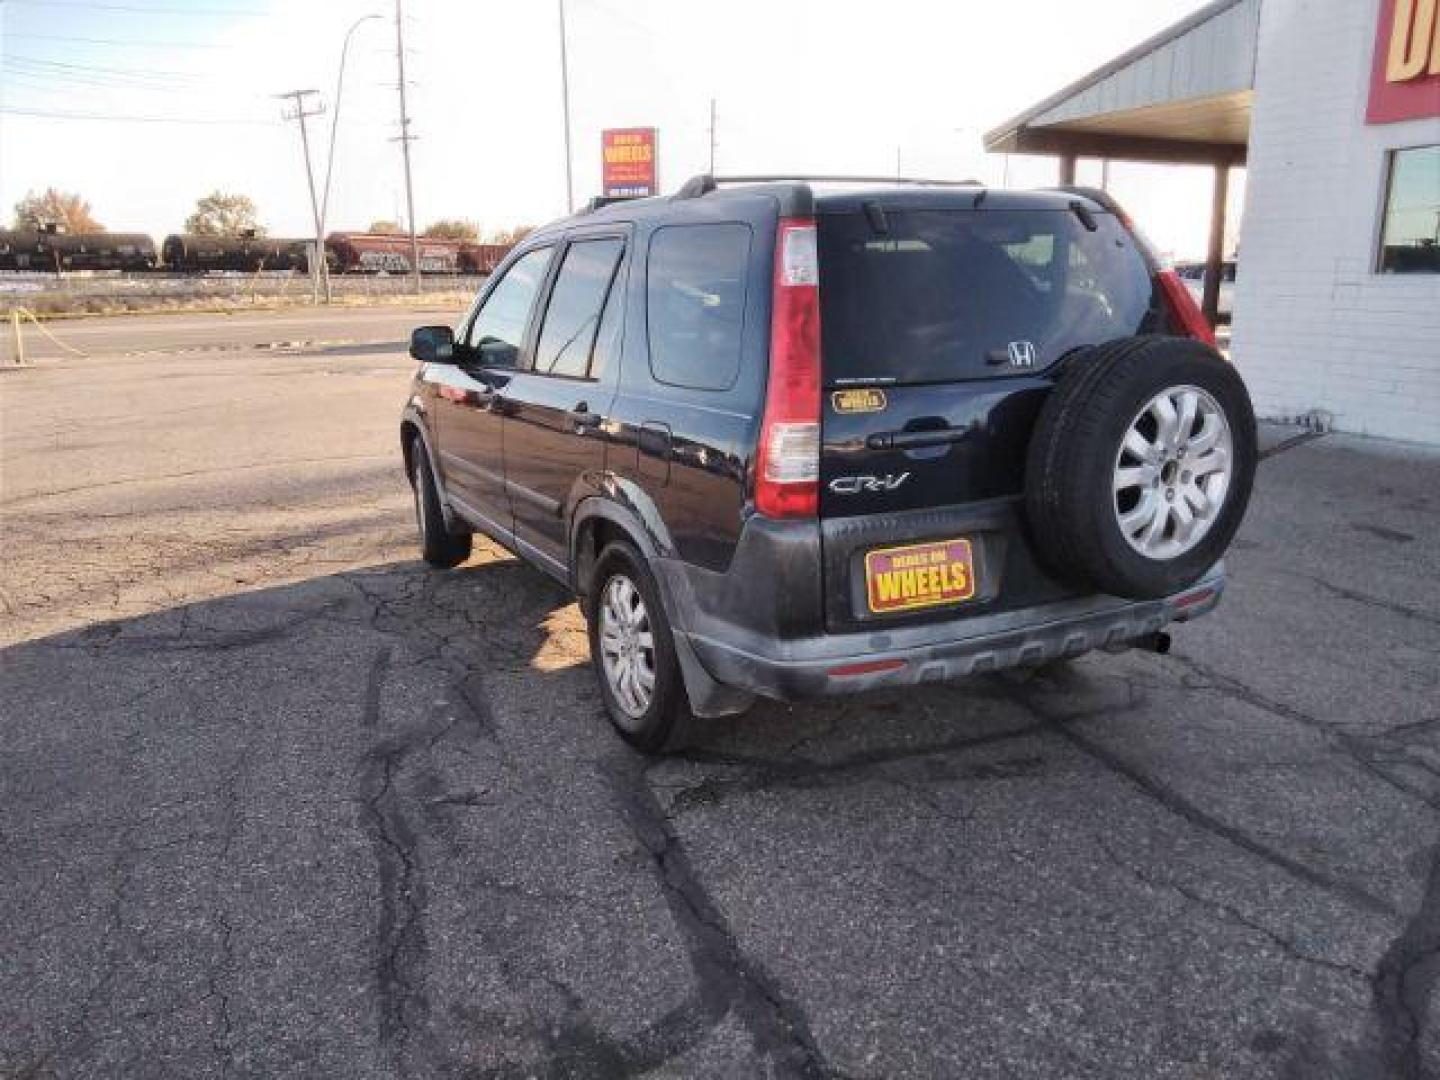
602 128 659 198
1368 0 1440 123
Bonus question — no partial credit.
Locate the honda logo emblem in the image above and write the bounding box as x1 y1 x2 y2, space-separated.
1007 340 1037 368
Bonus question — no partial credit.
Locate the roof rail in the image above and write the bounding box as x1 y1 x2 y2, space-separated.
675 174 984 199
578 194 647 214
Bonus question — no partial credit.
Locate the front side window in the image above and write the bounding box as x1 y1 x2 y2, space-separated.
647 223 751 391
465 246 553 365
533 238 625 378
1378 145 1440 274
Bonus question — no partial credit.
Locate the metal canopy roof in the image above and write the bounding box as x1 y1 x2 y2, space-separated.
985 0 1259 166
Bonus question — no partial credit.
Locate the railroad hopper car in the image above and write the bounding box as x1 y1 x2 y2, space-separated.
0 229 158 272
326 233 511 275
327 232 460 275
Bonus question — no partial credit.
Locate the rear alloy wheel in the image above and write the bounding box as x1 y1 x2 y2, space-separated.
587 542 691 753
598 574 657 719
1025 336 1256 600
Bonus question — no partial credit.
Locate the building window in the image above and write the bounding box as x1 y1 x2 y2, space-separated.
1378 145 1440 274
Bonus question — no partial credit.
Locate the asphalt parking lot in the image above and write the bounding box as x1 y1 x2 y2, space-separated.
2 309 1438 1079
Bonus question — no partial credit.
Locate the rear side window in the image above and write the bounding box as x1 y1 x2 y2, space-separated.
533 238 625 378
646 223 751 390
466 246 552 366
817 209 1159 385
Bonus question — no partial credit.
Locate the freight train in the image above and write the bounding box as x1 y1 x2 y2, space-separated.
0 229 511 275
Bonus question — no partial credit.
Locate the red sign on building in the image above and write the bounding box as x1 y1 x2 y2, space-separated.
1368 0 1440 124
602 128 659 198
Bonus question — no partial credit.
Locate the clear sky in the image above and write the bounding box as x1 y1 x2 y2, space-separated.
0 0 1243 258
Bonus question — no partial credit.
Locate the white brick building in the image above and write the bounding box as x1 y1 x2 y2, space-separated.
988 0 1439 446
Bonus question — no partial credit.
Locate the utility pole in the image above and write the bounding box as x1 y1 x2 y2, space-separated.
277 89 327 304
557 0 574 212
394 0 422 293
708 98 717 175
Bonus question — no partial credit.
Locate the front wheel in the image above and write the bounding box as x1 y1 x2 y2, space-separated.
586 542 692 754
410 447 472 569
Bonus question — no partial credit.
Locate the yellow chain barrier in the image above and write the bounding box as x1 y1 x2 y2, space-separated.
8 307 89 365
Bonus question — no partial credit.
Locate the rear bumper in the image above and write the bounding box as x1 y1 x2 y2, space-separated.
682 567 1224 700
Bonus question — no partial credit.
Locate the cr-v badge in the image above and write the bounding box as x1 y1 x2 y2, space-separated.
829 473 911 495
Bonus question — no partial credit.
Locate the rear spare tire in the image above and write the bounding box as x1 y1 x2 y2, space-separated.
1025 336 1256 600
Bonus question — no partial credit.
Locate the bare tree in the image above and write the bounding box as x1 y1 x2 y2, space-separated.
185 192 265 237
13 189 102 233
486 225 534 245
424 218 480 242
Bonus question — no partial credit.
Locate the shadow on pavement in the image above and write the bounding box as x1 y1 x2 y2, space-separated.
0 543 1429 1079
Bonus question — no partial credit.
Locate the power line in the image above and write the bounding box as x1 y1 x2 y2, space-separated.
6 62 215 92
7 0 267 13
0 105 272 124
5 30 232 47
6 53 209 81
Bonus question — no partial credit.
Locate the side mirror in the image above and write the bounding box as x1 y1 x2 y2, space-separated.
410 325 455 364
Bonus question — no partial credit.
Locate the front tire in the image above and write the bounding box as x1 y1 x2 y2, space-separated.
410 447 472 569
586 542 692 754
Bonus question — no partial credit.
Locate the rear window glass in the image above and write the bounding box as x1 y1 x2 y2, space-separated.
646 223 751 390
817 209 1160 385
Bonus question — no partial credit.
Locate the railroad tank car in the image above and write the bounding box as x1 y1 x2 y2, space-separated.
160 233 311 273
0 229 158 272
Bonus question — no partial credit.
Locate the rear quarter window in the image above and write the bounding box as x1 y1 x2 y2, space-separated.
646 222 751 391
817 209 1160 386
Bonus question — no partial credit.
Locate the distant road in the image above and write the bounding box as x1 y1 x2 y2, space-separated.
8 303 472 362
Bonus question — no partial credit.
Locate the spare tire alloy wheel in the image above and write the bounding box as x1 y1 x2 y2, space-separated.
1113 385 1233 559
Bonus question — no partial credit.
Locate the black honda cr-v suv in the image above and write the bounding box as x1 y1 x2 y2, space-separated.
400 176 1256 752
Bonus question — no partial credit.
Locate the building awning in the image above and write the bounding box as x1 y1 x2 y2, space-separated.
985 0 1259 166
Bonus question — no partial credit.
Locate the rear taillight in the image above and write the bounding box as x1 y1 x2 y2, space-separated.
1157 269 1217 347
755 217 822 519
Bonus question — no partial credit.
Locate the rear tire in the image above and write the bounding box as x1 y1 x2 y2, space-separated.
1025 336 1256 600
410 446 472 569
586 541 692 754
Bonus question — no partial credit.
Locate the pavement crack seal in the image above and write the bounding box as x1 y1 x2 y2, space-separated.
357 734 433 1075
362 645 393 729
1167 650 1440 817
1303 575 1440 629
664 716 1048 816
1372 843 1440 1080
1260 429 1327 462
602 754 836 1080
1096 836 1369 980
996 679 1400 920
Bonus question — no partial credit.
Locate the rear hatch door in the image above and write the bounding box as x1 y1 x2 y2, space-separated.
815 198 1163 632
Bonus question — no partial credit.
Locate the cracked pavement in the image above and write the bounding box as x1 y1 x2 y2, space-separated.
2 309 1439 1078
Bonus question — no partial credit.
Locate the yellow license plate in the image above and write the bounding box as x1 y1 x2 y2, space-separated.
864 538 977 614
